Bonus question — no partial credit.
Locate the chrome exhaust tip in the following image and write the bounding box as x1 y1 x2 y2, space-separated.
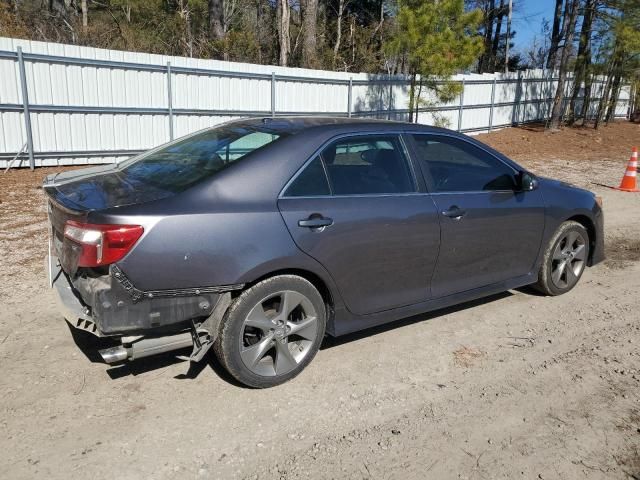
99 346 129 364
98 332 194 364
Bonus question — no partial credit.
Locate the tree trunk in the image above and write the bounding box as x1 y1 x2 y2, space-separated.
255 0 262 63
333 0 345 67
415 78 423 123
300 0 318 68
595 46 621 129
123 4 131 23
605 74 622 124
479 0 496 73
548 0 579 130
276 0 290 66
81 0 87 31
408 72 416 123
208 0 224 40
595 71 613 129
547 0 564 70
489 0 504 72
579 71 594 121
350 16 355 66
568 0 595 124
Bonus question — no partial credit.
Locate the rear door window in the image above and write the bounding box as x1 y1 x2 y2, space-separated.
284 156 331 197
321 135 415 195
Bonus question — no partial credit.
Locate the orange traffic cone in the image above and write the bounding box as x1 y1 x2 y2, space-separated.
614 147 639 192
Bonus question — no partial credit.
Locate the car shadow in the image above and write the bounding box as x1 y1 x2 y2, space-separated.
321 291 513 350
104 349 246 386
66 321 118 363
67 289 520 385
515 285 546 297
105 351 189 379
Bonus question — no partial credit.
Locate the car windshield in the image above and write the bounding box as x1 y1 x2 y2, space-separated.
116 124 286 193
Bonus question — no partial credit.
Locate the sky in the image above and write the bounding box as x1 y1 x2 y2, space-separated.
511 0 557 53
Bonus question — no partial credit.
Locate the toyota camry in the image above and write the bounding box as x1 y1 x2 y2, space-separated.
45 117 604 388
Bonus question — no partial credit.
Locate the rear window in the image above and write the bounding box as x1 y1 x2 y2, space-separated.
117 125 285 193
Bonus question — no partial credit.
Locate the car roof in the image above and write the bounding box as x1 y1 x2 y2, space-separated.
230 116 454 136
150 115 521 210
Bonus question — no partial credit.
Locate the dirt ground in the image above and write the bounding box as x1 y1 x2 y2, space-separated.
1 122 639 480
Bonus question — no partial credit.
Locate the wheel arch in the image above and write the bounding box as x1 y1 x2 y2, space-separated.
239 268 337 336
567 214 596 265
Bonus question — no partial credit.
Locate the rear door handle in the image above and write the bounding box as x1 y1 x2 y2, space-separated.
298 216 334 228
442 206 467 220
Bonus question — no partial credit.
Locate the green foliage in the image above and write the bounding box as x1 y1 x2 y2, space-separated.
612 1 640 66
388 0 482 76
386 0 483 121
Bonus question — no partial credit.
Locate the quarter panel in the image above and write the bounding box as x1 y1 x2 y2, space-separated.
114 210 303 291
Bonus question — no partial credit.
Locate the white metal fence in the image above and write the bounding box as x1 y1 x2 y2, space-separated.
0 37 632 169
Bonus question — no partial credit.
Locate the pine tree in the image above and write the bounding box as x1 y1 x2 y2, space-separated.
595 0 640 127
386 0 483 123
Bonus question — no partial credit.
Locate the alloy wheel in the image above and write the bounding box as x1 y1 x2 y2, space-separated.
550 230 587 290
239 290 319 377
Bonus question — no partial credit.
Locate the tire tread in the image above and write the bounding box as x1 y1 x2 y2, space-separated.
533 220 589 296
213 275 326 388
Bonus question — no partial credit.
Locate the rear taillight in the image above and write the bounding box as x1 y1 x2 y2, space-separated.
63 221 144 267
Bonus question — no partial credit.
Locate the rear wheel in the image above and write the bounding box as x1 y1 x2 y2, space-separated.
534 221 589 296
213 275 326 388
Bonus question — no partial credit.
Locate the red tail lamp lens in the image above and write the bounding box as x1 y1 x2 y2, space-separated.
63 221 144 267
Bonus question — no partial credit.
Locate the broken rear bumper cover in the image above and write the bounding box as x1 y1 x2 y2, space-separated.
49 254 242 337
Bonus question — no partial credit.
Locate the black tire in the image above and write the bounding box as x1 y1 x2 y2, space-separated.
533 220 589 296
213 275 326 388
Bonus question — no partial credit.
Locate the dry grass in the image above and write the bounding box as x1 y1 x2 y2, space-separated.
453 345 486 368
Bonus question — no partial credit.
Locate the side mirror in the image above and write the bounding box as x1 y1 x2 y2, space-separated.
517 171 538 192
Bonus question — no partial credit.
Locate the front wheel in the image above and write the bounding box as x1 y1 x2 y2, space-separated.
534 221 589 296
213 275 326 388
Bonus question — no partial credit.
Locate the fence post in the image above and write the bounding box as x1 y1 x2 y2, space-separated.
515 71 523 125
457 79 465 132
488 77 496 132
166 62 174 141
271 72 276 118
347 77 353 117
17 47 35 170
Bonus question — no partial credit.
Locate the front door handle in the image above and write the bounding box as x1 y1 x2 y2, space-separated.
298 216 334 229
442 206 467 220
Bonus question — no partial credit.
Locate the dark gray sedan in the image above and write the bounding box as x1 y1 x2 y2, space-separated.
45 117 604 387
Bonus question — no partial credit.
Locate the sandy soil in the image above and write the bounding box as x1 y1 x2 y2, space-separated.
0 123 639 480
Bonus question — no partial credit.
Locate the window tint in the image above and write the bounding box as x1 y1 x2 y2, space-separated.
321 136 415 195
118 126 284 194
284 156 331 197
411 134 516 192
215 131 278 162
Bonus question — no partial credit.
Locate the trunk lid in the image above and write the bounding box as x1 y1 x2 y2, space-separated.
43 164 176 212
43 164 174 276
45 194 88 276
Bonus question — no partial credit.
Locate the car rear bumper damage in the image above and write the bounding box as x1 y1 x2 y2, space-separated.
49 254 238 363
